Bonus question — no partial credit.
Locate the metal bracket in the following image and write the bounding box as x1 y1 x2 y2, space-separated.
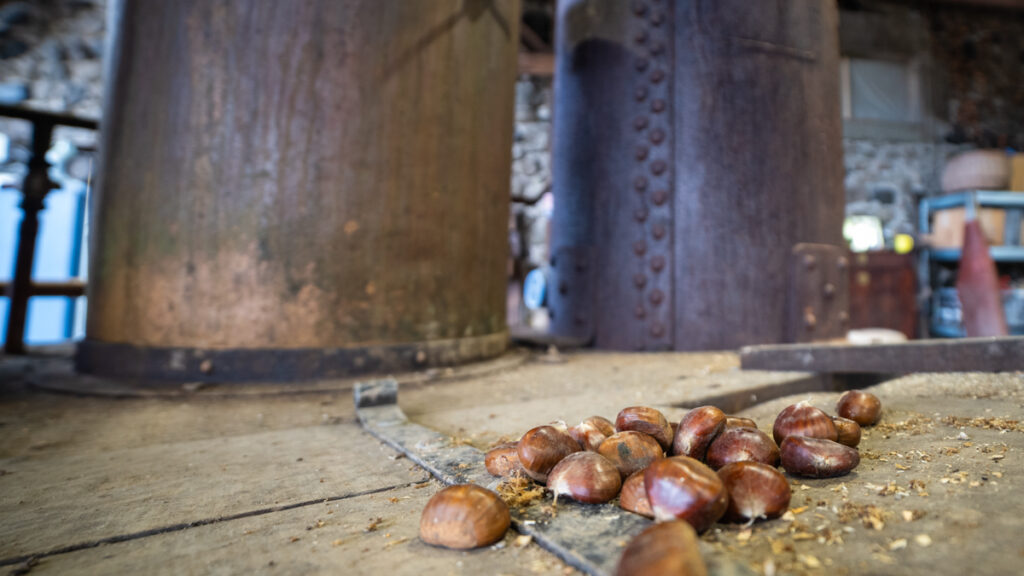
787 243 850 343
354 379 754 576
547 246 595 344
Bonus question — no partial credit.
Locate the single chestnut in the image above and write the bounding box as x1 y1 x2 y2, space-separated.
570 415 616 451
517 425 581 482
717 461 791 523
547 451 622 504
672 406 726 460
836 390 882 426
485 442 524 477
772 401 838 444
598 431 664 478
644 456 729 532
616 521 708 576
618 470 653 518
616 406 673 449
419 484 510 549
780 436 860 478
725 416 758 429
832 416 862 448
705 426 780 470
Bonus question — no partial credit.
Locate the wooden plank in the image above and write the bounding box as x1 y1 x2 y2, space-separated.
25 484 574 576
740 336 1024 373
0 426 428 563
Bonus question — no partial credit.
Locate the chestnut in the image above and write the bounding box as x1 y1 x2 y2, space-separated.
618 470 653 518
517 425 581 482
616 406 673 449
570 415 616 451
672 406 726 460
725 416 758 429
484 442 524 477
547 451 622 504
419 484 510 549
616 521 707 576
832 416 862 448
717 462 791 523
836 390 882 426
644 456 729 532
598 431 664 478
704 426 780 470
772 401 838 445
780 436 860 478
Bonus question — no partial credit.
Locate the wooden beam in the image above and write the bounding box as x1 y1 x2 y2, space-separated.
517 52 554 77
0 280 86 298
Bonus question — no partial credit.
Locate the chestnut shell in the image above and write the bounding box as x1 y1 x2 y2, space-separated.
616 521 708 576
419 484 510 549
672 406 726 460
517 425 581 482
598 431 664 478
616 406 673 449
485 442 524 477
833 416 862 448
772 401 838 445
717 461 791 523
547 452 622 504
705 426 780 470
570 416 616 451
644 456 729 532
780 436 860 478
836 390 882 426
619 470 653 518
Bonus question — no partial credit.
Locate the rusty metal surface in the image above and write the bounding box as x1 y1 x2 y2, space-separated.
84 1 519 374
740 336 1024 373
75 332 507 383
551 0 844 351
355 379 755 576
786 244 850 343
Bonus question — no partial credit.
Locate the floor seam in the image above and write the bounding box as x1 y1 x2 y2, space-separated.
0 476 432 568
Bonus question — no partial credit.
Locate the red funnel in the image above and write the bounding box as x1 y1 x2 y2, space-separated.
956 219 1008 337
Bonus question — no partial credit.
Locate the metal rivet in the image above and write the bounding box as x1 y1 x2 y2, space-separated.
650 160 666 175
635 306 646 319
804 309 817 329
634 116 649 130
651 99 666 113
837 256 849 271
574 314 586 326
823 283 836 298
635 58 649 72
650 12 664 26
199 359 214 374
635 30 648 44
634 207 649 222
652 224 666 239
649 289 664 305
634 176 648 191
558 281 569 295
650 42 665 55
633 240 647 256
650 322 665 337
838 311 849 324
649 128 665 144
635 86 648 102
651 255 665 272
652 190 668 206
634 273 648 288
635 145 649 161
632 0 647 15
803 254 817 270
650 69 665 84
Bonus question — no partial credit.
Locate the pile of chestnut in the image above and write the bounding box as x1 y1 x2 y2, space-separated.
419 390 882 575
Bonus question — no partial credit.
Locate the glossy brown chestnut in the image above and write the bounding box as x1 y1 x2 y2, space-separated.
725 416 758 429
517 425 581 482
485 442 524 477
716 462 791 523
836 390 882 426
672 406 726 460
547 452 622 504
419 484 510 549
616 521 708 576
616 406 673 449
598 431 664 478
570 416 616 451
644 456 729 532
772 401 838 445
780 436 860 478
705 426 780 470
619 470 653 518
832 416 862 447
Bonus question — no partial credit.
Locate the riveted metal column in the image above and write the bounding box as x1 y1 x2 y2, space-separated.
551 0 843 351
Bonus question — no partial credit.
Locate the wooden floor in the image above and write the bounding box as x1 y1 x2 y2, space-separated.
1 349 1022 575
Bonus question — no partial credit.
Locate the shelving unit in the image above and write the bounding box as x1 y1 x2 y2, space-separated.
919 190 1024 337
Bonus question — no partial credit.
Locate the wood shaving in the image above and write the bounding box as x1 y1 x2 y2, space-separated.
497 476 546 509
941 415 1024 433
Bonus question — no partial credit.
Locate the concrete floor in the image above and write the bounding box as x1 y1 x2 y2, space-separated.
1 348 1022 575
